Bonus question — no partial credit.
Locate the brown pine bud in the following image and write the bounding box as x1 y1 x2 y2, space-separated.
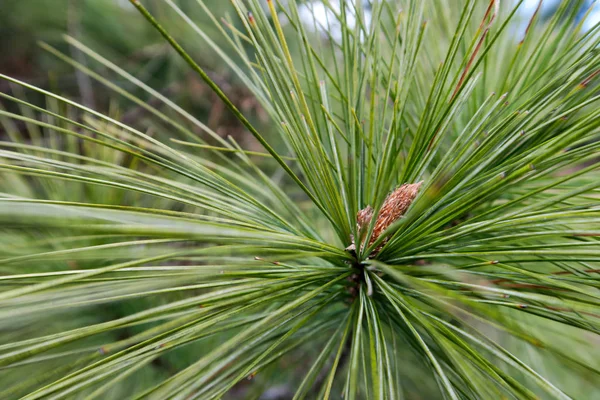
351 181 422 255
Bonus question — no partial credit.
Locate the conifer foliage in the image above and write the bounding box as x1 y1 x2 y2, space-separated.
0 0 599 398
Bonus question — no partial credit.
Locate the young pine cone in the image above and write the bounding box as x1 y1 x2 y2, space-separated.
347 181 422 256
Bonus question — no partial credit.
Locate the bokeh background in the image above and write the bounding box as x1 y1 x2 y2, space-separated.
0 0 274 155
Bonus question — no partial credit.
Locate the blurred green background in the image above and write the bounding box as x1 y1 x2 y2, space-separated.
0 0 269 152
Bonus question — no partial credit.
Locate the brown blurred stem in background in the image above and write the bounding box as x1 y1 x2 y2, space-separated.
68 0 95 109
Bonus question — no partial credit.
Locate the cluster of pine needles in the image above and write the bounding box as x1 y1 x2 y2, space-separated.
0 0 599 398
